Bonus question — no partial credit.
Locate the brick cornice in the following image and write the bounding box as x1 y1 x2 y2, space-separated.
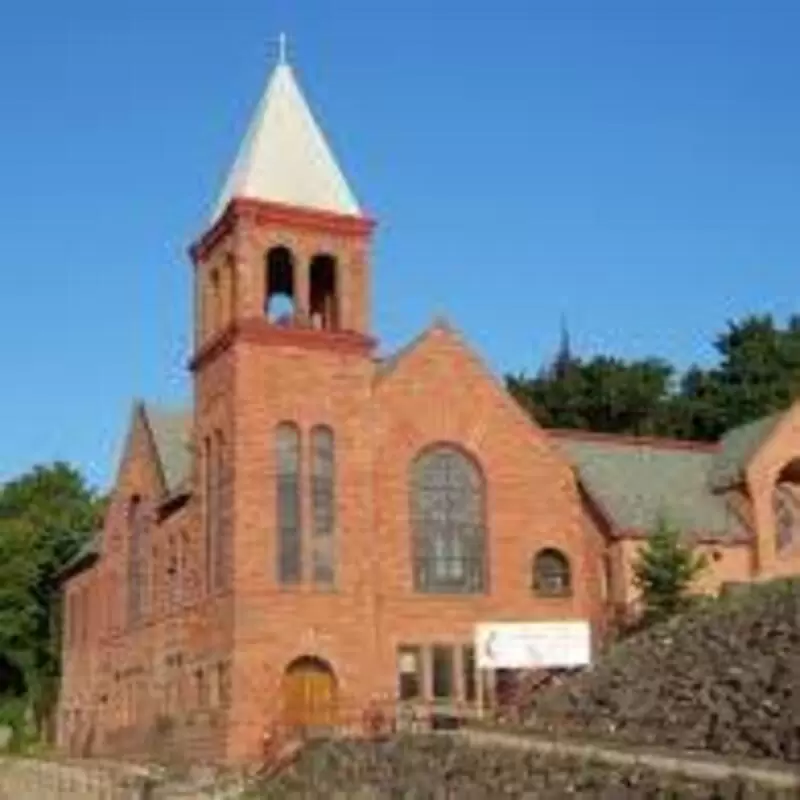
189 198 377 262
189 317 377 371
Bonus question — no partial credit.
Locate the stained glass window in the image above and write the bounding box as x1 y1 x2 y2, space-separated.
532 548 571 596
276 423 302 583
410 445 486 593
311 425 335 585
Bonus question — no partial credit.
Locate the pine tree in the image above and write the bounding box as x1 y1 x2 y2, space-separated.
633 518 707 625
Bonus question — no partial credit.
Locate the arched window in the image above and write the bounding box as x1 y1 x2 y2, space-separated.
204 429 226 594
772 483 798 552
532 548 571 596
311 425 335 585
203 434 213 593
410 445 486 593
214 429 228 590
276 423 302 584
265 246 295 324
309 254 338 330
208 268 221 333
225 252 237 324
127 495 146 626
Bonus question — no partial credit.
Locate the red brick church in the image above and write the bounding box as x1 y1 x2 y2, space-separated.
58 49 800 764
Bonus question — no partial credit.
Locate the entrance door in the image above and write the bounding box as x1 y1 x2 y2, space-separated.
282 656 337 732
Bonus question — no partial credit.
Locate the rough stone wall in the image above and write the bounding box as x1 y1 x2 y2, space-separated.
256 733 800 799
0 757 157 800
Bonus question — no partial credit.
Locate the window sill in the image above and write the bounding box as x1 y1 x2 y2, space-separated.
533 588 573 599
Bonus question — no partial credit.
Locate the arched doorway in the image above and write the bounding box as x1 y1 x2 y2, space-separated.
281 656 338 733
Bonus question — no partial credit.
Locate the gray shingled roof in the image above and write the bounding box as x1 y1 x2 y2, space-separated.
708 411 783 491
143 404 192 493
558 436 747 538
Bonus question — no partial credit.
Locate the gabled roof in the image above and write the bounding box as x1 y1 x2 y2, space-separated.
212 59 360 222
708 410 784 491
56 531 101 583
554 432 748 540
141 404 192 496
142 404 192 495
374 320 450 383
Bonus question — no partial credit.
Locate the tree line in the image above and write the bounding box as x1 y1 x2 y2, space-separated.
506 313 800 441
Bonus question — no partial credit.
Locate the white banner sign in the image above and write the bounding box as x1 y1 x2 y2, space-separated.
475 621 591 670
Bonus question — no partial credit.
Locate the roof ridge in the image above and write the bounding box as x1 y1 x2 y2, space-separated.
548 428 719 453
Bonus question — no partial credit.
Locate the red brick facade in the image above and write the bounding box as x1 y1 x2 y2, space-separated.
58 74 800 767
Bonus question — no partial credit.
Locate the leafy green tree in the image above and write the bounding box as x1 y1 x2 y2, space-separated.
507 354 674 436
632 519 707 625
0 462 104 738
507 313 800 442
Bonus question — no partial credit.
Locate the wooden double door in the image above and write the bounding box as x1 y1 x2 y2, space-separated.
282 657 338 732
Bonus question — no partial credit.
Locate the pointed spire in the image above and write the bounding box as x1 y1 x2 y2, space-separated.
212 42 361 222
553 314 574 379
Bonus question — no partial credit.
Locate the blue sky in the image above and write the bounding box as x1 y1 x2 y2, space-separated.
1 0 799 489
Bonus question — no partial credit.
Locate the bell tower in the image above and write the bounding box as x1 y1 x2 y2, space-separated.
189 48 375 358
187 43 379 684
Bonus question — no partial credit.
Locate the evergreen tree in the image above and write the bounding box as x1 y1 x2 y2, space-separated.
632 519 707 625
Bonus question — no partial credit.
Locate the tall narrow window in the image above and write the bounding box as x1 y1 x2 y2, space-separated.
462 644 476 703
276 423 302 584
311 425 335 586
309 254 338 330
410 445 486 593
208 268 221 334
166 534 179 612
127 496 146 626
431 645 455 700
203 435 214 593
265 246 296 324
397 646 422 701
226 253 237 325
213 429 227 590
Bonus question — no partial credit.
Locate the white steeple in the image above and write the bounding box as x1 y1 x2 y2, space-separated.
212 41 361 222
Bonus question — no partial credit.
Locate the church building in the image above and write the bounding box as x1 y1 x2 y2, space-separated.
58 49 800 764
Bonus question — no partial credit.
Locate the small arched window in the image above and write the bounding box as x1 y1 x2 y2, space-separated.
410 444 486 593
276 422 302 584
311 425 335 586
265 246 295 324
532 548 571 596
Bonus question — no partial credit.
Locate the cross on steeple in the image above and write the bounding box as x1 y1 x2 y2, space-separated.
278 32 288 65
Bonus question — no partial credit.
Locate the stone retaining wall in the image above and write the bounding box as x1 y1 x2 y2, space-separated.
0 756 155 799
256 732 800 798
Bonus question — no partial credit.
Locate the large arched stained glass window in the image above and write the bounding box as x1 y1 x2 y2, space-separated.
276 423 302 584
410 445 486 593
